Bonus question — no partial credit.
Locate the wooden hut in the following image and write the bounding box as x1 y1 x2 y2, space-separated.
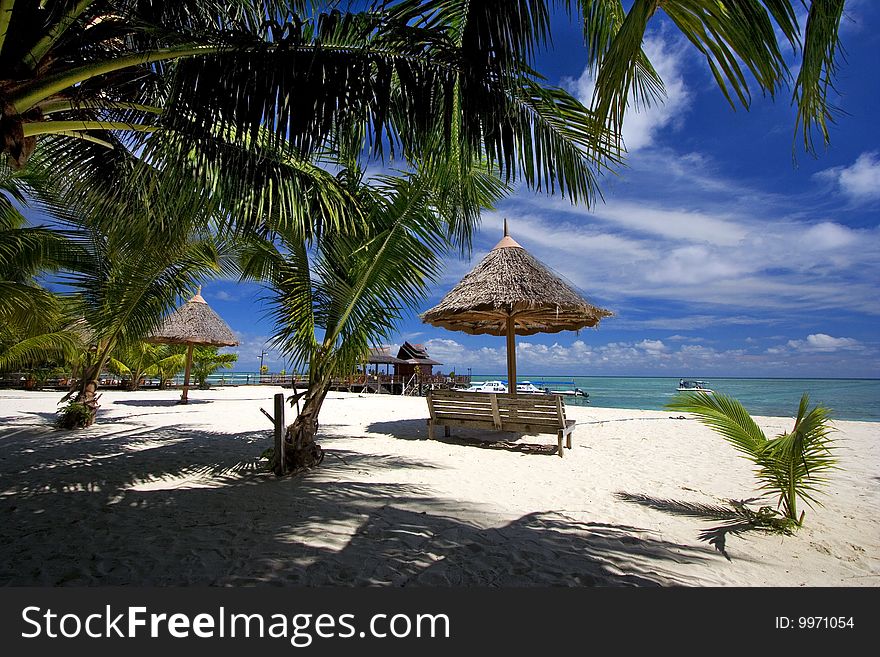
394 341 442 378
365 347 406 376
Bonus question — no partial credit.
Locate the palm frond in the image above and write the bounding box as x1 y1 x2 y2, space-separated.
667 391 768 458
793 0 846 154
0 329 84 371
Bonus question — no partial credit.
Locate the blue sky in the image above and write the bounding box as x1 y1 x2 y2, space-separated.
210 3 879 377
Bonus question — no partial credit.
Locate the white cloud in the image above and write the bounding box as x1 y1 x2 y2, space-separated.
818 152 880 202
564 36 692 152
786 334 862 352
637 339 667 353
212 290 237 302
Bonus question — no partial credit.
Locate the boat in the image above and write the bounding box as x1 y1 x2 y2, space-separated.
677 379 714 394
529 379 589 399
462 380 508 393
515 381 546 394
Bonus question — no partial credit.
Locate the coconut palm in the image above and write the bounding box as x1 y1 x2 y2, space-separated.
150 346 188 390
667 392 838 527
0 2 846 178
108 341 169 390
54 205 232 425
0 162 87 371
239 164 505 472
0 0 619 241
0 161 78 330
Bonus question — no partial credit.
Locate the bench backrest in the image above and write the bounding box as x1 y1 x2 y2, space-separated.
427 390 566 429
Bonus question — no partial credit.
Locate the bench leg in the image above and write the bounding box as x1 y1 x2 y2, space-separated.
557 432 564 458
428 420 435 440
566 432 572 450
444 425 450 437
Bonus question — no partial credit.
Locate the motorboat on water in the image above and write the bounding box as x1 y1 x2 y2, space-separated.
527 379 589 399
677 379 714 394
461 380 508 393
461 379 589 399
515 381 545 394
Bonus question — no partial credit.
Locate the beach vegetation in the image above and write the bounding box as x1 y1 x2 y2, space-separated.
191 347 238 390
55 401 93 430
667 392 838 528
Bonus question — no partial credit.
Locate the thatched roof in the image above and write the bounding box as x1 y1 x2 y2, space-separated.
421 230 612 336
367 347 406 365
396 341 442 365
147 290 239 347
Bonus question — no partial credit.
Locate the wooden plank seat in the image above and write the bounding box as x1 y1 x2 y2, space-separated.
426 389 576 457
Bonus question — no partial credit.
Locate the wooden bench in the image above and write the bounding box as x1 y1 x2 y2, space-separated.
426 390 576 457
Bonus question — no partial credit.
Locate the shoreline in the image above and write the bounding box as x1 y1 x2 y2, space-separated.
1 387 878 586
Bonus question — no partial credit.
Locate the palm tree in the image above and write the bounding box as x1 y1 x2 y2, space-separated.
0 162 86 372
667 392 838 528
239 165 504 472
0 2 846 174
191 347 238 389
54 205 232 425
1 0 618 237
108 341 168 390
152 346 188 390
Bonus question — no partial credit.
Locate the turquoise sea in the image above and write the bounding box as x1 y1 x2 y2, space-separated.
468 376 880 422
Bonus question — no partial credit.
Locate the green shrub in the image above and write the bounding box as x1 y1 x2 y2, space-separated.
56 402 94 429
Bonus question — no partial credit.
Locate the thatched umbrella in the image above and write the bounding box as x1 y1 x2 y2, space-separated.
147 288 239 403
421 220 611 396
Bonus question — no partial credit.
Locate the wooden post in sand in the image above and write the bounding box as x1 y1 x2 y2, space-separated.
273 392 286 475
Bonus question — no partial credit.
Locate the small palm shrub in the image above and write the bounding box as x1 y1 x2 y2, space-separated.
56 402 94 430
667 392 838 529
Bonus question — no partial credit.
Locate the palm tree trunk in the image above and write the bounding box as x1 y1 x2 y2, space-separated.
72 363 102 426
280 382 331 473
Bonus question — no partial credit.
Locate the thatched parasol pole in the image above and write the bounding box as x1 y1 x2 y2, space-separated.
506 315 517 397
181 342 195 404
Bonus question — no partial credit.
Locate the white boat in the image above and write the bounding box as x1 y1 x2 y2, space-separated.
529 379 589 398
677 379 714 394
462 380 508 393
515 381 546 394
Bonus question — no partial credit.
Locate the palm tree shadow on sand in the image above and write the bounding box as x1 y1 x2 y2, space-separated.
615 492 790 561
0 420 726 586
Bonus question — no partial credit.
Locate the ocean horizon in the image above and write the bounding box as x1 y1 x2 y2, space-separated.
467 375 880 422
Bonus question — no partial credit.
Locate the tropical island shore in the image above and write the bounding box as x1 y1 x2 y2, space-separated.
1 386 878 587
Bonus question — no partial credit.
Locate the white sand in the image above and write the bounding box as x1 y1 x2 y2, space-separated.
1 386 878 586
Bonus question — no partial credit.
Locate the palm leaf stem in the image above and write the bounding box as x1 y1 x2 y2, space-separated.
38 100 164 115
10 45 228 113
52 131 114 148
23 121 158 138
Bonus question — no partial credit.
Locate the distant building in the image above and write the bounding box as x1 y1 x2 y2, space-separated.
365 347 406 376
394 341 442 378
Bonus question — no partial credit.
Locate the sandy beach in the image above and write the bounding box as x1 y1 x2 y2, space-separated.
1 386 878 587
